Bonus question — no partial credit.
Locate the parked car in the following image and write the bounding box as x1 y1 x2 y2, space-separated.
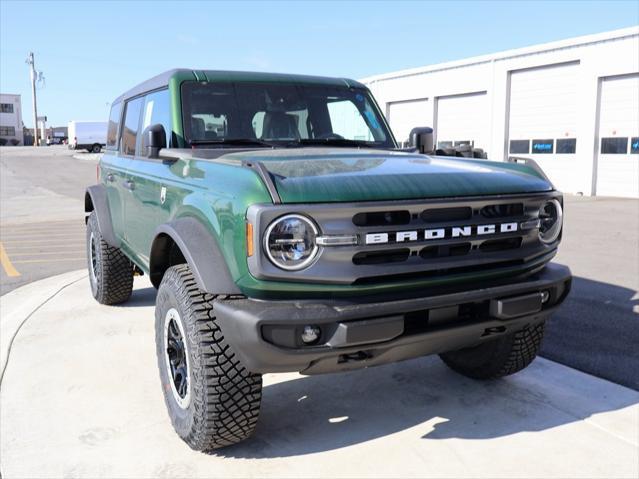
85 69 571 452
68 121 106 152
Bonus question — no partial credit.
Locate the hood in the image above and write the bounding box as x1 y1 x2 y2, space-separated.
223 148 553 203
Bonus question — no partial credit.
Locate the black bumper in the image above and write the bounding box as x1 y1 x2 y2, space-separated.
215 263 572 375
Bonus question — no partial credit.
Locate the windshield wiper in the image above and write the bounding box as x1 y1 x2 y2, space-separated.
190 138 277 148
295 138 381 148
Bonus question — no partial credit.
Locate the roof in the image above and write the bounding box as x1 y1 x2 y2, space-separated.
360 26 639 85
112 69 366 104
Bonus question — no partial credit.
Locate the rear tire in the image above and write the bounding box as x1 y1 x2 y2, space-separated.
155 264 262 451
439 322 545 379
86 212 133 305
91 144 102 153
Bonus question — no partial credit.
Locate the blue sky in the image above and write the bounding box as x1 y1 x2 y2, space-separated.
1 1 638 127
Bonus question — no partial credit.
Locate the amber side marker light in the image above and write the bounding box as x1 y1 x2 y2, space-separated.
246 222 254 257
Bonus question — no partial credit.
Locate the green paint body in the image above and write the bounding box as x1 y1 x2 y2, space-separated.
102 70 555 299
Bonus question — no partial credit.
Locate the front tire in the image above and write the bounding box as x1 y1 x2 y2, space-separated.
86 212 133 305
155 264 262 451
439 322 546 379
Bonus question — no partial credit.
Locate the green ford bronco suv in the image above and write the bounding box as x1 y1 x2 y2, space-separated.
85 69 571 451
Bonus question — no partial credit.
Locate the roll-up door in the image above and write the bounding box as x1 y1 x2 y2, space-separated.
387 99 428 145
508 63 579 192
596 74 639 198
436 92 488 154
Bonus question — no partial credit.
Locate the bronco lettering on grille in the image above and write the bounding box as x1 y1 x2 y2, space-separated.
365 222 518 245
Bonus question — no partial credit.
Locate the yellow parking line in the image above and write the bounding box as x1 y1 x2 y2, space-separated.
0 241 20 277
12 258 86 264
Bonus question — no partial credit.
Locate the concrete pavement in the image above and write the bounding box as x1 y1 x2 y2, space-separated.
1 272 638 478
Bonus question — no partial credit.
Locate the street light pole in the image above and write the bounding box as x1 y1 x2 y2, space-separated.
27 52 39 146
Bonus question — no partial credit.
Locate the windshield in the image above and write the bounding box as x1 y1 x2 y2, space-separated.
181 81 396 148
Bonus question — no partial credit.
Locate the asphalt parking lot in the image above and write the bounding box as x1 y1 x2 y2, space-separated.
0 146 638 477
0 146 96 294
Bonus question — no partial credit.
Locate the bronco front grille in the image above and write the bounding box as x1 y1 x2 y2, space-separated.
246 192 560 285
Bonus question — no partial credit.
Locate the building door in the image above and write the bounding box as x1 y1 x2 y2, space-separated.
507 63 579 192
435 92 488 154
386 99 428 145
595 74 639 198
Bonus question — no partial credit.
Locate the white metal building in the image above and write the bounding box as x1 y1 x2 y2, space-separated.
0 93 24 146
361 27 639 198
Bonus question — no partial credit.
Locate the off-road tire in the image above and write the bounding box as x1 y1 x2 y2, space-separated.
155 264 262 451
439 322 545 379
86 212 133 305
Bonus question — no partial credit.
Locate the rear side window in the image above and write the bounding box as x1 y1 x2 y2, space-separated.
106 102 121 150
140 89 172 149
120 97 144 156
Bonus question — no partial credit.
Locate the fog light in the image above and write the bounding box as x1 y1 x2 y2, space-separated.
301 325 321 345
541 290 550 303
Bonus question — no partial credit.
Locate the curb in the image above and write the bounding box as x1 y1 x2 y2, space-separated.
0 269 87 383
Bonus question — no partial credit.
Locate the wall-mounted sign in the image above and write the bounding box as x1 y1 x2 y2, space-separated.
532 139 554 154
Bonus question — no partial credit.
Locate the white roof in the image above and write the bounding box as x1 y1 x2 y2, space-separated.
360 26 639 84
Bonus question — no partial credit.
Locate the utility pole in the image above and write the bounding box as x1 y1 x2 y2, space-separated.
26 52 39 146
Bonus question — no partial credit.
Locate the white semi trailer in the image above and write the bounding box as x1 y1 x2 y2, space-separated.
68 121 107 153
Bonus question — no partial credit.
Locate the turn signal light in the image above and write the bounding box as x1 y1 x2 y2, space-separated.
246 222 254 257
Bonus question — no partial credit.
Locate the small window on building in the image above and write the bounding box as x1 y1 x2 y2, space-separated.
0 126 16 136
556 138 576 154
509 140 529 154
106 102 122 150
0 103 14 114
120 96 144 156
531 139 553 154
601 137 628 154
630 137 639 154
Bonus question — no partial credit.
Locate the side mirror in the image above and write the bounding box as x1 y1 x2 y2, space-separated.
142 123 167 159
408 127 434 154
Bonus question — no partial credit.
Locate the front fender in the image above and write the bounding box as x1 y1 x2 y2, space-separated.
150 217 241 295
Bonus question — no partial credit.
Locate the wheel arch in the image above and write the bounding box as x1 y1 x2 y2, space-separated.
149 217 241 294
85 184 119 248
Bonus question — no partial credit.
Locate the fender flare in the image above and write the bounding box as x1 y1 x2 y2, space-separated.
85 184 119 248
150 217 241 295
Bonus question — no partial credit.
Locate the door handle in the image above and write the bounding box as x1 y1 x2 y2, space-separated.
106 173 115 182
123 180 135 191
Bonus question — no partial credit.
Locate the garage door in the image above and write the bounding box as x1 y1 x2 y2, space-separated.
436 92 488 154
387 99 428 145
508 63 579 192
596 74 639 198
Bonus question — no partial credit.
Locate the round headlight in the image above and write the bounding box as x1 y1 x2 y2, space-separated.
539 199 563 244
264 214 319 270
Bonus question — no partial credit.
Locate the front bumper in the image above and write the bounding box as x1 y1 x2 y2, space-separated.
215 263 572 375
